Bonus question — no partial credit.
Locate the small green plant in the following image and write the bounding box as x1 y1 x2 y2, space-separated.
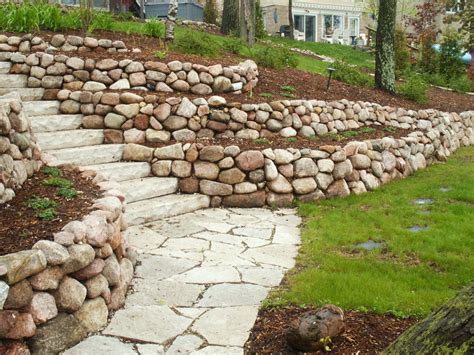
281 85 296 93
27 196 58 210
56 187 78 199
332 61 373 87
38 208 57 221
281 92 295 98
384 126 397 133
154 50 168 60
222 36 245 55
42 166 62 177
398 75 428 104
144 19 165 38
258 92 273 98
254 138 271 145
43 177 72 188
359 127 376 134
319 337 332 352
89 10 114 32
173 30 220 57
286 137 297 142
341 130 359 138
251 46 298 69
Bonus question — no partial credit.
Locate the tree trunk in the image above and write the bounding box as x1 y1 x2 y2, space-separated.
221 0 239 35
240 0 256 46
165 0 178 42
288 0 294 40
384 282 474 354
375 0 397 94
139 0 145 19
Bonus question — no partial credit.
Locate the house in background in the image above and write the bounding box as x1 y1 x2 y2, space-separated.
261 0 367 45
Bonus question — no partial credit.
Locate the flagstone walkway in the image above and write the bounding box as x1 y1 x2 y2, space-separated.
65 208 301 354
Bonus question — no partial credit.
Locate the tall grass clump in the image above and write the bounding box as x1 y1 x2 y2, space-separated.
250 46 298 69
144 19 165 38
172 30 220 57
0 3 39 32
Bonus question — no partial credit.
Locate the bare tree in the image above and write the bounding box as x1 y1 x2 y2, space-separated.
375 0 397 93
165 0 178 42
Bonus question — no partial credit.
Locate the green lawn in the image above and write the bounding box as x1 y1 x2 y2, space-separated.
265 147 474 318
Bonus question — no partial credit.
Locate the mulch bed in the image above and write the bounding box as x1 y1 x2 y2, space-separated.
7 29 473 113
0 166 101 256
145 126 412 150
245 306 418 354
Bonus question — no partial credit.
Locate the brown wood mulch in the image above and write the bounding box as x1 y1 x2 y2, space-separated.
0 166 101 256
245 306 418 354
8 29 473 113
145 126 412 150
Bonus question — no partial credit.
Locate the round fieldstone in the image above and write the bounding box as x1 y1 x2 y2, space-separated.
235 150 264 171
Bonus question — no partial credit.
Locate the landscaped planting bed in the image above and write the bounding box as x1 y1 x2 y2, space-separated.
246 306 417 354
0 165 101 256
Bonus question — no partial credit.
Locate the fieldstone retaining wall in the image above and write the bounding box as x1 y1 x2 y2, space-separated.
54 91 472 145
0 35 259 94
0 174 135 354
119 109 473 207
0 92 42 204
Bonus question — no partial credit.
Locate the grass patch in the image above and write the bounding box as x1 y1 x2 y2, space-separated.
254 138 271 145
267 147 474 317
43 177 72 188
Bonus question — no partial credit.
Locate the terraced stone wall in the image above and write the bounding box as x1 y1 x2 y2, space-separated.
54 91 472 145
0 34 259 94
0 92 42 204
0 173 135 354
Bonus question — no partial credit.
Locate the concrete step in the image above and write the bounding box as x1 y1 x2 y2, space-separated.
24 101 60 116
0 88 44 101
0 74 27 88
83 162 151 182
35 129 104 150
125 193 210 226
30 114 83 133
119 177 178 203
0 62 11 74
45 144 124 166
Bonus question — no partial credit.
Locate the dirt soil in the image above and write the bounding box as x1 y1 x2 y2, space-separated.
10 29 474 112
0 166 101 256
145 126 412 150
245 306 418 354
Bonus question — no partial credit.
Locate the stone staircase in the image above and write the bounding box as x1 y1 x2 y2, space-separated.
0 64 210 226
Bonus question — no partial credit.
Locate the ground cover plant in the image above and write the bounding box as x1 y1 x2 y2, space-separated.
0 166 100 255
265 146 474 318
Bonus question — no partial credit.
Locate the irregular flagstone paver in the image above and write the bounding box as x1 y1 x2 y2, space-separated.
69 208 301 353
65 335 137 354
103 305 193 343
191 306 260 346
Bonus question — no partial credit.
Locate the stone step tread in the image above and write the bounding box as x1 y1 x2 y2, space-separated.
0 74 27 88
0 88 44 101
125 194 211 226
0 62 11 74
35 129 104 150
119 177 178 203
30 114 83 133
45 144 124 166
24 100 60 116
83 161 151 182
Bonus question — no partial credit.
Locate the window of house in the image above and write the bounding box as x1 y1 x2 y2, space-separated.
294 15 305 33
323 14 343 37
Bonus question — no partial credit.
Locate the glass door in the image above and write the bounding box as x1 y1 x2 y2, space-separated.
305 16 316 42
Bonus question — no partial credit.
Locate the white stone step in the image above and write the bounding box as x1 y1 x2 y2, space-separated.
24 101 60 116
45 144 124 166
30 114 83 133
119 177 178 203
35 129 104 150
0 88 44 101
125 194 211 226
0 62 11 74
0 74 27 88
83 162 151 182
